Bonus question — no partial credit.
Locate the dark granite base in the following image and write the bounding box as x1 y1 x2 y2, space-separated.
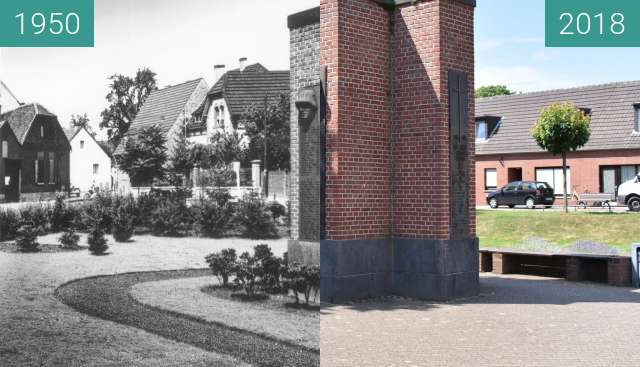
321 237 479 303
287 240 320 265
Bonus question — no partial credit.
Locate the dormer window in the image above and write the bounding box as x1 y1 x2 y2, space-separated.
476 120 488 141
634 103 640 132
579 107 592 117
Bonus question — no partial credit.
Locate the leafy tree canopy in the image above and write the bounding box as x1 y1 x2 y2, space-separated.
116 124 167 186
100 68 158 148
241 93 290 171
531 102 591 156
476 85 512 98
69 113 95 137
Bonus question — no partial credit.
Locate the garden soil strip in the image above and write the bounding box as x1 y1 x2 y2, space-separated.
54 269 319 367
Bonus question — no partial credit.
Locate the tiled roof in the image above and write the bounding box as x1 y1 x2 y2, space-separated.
0 103 56 144
200 63 290 118
476 81 640 155
125 78 205 138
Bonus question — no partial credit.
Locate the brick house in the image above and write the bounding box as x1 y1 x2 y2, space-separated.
0 103 71 202
475 81 640 205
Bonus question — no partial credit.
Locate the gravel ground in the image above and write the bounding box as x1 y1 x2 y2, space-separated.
56 270 319 367
0 233 287 366
131 276 319 350
321 273 640 367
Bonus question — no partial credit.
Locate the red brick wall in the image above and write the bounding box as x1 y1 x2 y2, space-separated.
392 0 476 239
475 149 640 205
321 0 475 240
321 0 393 241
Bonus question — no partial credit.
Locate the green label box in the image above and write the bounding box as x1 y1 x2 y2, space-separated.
546 0 640 47
0 0 94 47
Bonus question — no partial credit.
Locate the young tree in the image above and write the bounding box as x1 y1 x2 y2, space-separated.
476 85 512 98
116 124 168 186
69 114 92 133
209 130 248 167
531 102 591 212
100 68 158 147
168 120 194 184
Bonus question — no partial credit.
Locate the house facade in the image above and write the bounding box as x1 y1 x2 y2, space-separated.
188 60 290 145
67 126 112 192
0 103 71 202
475 81 640 205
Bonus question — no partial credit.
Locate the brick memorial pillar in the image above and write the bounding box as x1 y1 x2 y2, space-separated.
287 8 321 265
321 0 478 302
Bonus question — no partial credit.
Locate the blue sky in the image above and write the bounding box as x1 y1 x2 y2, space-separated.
475 0 640 92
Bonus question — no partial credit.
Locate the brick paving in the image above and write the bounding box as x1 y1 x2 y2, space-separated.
0 233 286 366
321 274 640 367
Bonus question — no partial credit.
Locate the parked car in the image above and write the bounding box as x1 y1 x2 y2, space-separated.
616 174 640 212
487 181 555 209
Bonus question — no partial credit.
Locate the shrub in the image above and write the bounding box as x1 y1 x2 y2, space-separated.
87 225 109 255
267 201 286 222
235 192 278 239
0 210 20 241
58 229 80 249
150 196 194 237
234 251 263 296
194 193 234 238
112 199 136 242
283 263 320 305
253 244 282 292
49 194 75 232
82 196 114 233
15 222 40 253
20 205 49 234
205 248 237 287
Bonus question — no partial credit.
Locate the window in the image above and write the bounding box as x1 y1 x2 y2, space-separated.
476 120 488 140
80 140 85 149
599 165 640 193
635 104 640 132
49 152 55 184
484 168 497 191
535 167 571 196
503 182 519 192
1 141 7 158
579 107 592 117
213 105 225 129
40 124 44 137
93 164 99 175
36 152 45 184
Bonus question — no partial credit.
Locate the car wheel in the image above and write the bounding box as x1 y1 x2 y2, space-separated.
526 198 536 209
508 205 515 209
545 205 552 209
628 197 640 212
489 198 498 209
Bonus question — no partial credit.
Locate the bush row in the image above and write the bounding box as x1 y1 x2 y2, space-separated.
0 189 285 242
206 245 320 306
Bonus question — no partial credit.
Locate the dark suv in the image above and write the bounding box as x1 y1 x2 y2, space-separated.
487 181 555 209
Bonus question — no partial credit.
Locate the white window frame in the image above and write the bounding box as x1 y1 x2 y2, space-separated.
476 120 488 141
484 168 497 191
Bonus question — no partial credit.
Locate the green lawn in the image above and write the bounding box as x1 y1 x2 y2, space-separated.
477 210 640 253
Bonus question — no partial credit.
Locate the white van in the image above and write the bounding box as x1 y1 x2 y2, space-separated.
617 174 640 211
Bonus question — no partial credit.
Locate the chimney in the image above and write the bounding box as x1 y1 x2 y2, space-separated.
239 57 247 72
214 64 226 82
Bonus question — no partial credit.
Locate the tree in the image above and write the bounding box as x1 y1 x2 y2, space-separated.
242 93 290 172
100 68 158 147
476 85 512 98
69 114 93 135
168 120 194 184
209 130 248 167
116 124 167 186
531 102 591 212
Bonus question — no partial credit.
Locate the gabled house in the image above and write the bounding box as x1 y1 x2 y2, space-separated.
113 78 209 189
475 81 640 205
66 126 112 192
0 103 71 202
188 59 290 144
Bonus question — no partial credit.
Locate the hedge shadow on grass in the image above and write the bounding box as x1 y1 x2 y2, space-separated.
54 268 318 367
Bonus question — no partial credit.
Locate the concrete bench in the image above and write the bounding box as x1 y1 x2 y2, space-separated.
480 249 632 287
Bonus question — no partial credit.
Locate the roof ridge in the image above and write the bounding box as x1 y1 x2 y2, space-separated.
158 77 204 91
477 80 640 102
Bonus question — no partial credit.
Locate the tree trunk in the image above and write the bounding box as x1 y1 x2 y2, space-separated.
562 152 568 213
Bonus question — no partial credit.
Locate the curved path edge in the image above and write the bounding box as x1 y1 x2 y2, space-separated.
54 268 319 367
